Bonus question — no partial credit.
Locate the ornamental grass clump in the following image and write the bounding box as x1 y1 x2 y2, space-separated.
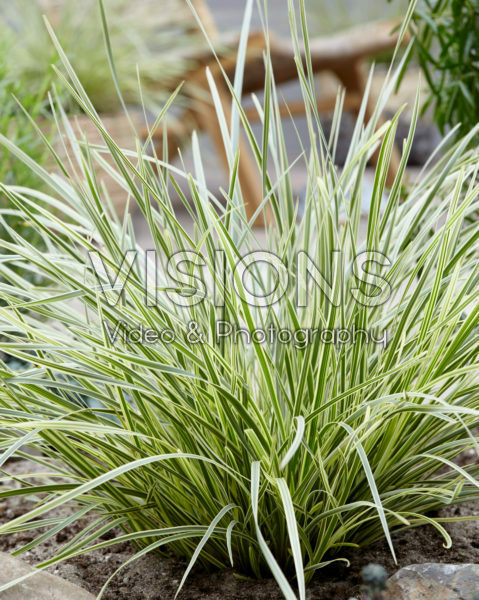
0 0 204 112
0 2 478 599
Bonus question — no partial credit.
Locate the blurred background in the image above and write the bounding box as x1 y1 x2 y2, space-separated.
209 0 408 35
1 0 476 237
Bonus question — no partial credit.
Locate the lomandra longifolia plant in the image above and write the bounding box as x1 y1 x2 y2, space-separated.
0 1 478 598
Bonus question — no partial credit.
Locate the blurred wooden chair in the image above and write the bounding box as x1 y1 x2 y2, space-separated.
149 1 404 225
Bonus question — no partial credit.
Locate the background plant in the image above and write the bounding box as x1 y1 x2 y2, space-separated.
347 563 388 600
0 32 53 297
0 0 204 113
395 0 479 137
0 2 478 599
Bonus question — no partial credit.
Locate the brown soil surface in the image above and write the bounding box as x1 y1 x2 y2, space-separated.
1 459 478 600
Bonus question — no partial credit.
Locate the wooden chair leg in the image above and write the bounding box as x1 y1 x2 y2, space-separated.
143 82 266 226
335 61 401 187
191 74 266 226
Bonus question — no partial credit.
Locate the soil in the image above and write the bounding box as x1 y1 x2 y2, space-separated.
1 458 478 600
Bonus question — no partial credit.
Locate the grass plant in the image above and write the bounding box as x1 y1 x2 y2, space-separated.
0 2 478 598
0 0 204 112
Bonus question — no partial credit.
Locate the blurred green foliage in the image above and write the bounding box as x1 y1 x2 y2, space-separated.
401 0 479 136
0 33 52 281
0 0 203 114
